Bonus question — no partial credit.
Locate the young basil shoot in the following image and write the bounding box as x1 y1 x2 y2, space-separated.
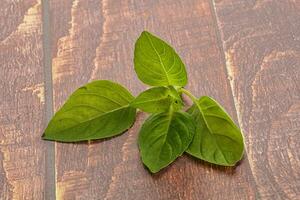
43 31 245 173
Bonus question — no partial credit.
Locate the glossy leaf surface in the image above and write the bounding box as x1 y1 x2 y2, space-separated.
186 96 244 166
131 86 183 113
43 80 136 142
134 31 187 87
139 111 195 173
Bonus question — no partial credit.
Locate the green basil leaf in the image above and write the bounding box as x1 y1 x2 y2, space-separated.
131 86 183 113
42 80 136 142
186 96 244 166
138 111 195 173
134 31 187 87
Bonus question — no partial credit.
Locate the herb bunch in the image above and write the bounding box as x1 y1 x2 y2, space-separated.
43 31 244 173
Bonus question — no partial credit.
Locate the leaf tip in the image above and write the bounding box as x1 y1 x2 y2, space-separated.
149 168 159 174
145 164 160 174
140 31 156 40
141 30 150 36
41 132 48 140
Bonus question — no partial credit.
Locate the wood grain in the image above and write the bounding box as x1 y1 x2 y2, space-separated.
213 0 300 199
0 0 46 199
49 0 257 199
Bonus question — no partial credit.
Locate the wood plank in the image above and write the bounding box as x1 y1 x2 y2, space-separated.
0 0 46 199
213 0 300 199
50 0 257 199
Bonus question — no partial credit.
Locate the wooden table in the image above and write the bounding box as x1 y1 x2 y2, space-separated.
1 0 299 199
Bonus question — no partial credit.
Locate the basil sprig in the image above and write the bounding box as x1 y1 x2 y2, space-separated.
43 31 244 173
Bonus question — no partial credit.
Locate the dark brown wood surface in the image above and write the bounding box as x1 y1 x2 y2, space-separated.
0 0 299 199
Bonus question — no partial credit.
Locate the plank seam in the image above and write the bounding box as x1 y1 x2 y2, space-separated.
41 0 56 199
208 0 259 197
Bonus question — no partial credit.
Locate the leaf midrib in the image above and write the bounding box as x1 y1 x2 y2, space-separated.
194 101 229 164
52 105 130 134
133 96 169 105
153 108 174 170
145 33 170 85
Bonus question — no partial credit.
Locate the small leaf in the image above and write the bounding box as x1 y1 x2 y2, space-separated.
138 111 195 173
186 96 244 166
42 80 136 142
134 31 187 87
131 86 183 113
